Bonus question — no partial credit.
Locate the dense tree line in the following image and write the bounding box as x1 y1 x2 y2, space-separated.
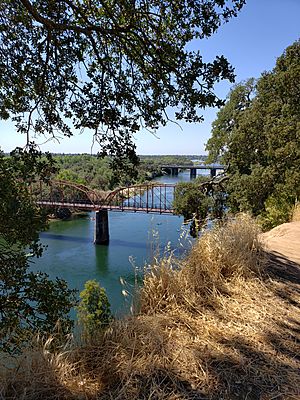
172 41 299 232
206 40 300 228
52 154 208 190
54 154 114 189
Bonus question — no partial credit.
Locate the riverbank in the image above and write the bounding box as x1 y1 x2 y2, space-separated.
48 210 90 222
2 215 300 399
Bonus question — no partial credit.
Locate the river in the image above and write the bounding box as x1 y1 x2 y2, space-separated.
31 170 210 316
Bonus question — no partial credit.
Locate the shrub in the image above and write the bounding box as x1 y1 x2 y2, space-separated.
77 280 112 339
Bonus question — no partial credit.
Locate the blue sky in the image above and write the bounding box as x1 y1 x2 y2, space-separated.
1 0 299 155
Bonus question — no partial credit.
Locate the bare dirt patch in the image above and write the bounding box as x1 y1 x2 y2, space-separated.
262 221 300 265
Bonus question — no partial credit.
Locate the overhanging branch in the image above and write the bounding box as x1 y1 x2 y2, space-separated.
19 0 131 35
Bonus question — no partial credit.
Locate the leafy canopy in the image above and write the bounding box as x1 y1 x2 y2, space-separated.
0 147 76 352
0 0 244 168
173 175 227 235
206 40 300 228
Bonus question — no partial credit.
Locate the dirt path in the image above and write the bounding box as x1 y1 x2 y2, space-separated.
262 221 300 265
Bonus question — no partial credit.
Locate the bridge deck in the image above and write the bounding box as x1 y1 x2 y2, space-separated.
161 164 225 169
37 201 174 214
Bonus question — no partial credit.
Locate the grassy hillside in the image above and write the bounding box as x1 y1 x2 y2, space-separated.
1 214 299 399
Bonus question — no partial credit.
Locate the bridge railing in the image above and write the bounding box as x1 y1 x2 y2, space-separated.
103 184 175 213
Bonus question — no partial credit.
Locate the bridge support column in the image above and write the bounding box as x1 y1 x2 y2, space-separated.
172 167 178 176
190 168 197 179
210 168 216 178
94 210 109 245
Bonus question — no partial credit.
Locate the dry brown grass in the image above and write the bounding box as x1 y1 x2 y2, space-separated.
1 214 300 399
140 214 266 315
0 338 92 400
291 202 300 222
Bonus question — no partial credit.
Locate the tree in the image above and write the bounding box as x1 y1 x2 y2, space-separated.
56 168 86 184
77 279 112 339
0 0 245 173
206 40 300 228
173 175 227 236
0 146 76 352
206 78 256 164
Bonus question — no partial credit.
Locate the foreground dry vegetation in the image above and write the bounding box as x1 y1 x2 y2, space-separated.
1 215 300 399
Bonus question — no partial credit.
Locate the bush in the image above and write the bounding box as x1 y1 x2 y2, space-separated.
260 194 294 230
173 176 227 237
77 280 112 339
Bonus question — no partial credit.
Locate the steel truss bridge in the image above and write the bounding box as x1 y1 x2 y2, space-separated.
32 180 176 215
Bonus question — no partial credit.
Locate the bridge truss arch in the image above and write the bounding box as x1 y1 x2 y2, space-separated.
32 179 107 209
103 183 175 213
34 181 176 214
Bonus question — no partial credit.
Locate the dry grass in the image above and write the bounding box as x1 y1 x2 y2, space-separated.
140 214 266 315
0 338 91 400
291 202 300 222
1 214 300 399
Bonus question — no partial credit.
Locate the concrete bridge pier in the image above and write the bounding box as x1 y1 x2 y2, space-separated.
190 168 197 179
94 209 109 245
171 167 178 176
210 168 217 178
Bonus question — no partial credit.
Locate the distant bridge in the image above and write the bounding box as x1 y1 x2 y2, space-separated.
32 180 176 244
161 164 225 178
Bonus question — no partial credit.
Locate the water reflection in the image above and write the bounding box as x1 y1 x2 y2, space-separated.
40 232 92 243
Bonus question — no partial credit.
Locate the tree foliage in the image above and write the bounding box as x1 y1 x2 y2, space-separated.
206 78 256 163
0 147 76 352
52 154 209 190
77 279 112 338
173 175 227 235
174 177 212 221
206 40 300 228
0 0 244 170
